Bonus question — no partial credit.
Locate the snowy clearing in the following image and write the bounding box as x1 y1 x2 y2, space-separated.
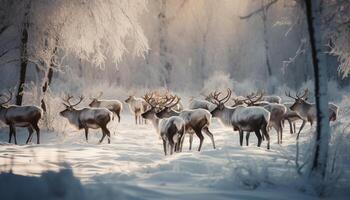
1 113 349 200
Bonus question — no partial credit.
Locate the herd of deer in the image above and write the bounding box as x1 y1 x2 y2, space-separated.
0 88 338 156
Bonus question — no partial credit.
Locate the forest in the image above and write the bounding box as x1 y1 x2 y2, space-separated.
0 0 349 199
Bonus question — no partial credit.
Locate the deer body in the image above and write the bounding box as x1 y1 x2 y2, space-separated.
188 99 214 111
125 96 148 124
156 108 215 151
89 99 122 122
60 95 112 144
208 89 271 149
0 105 43 144
262 95 281 104
141 105 185 155
0 90 43 144
286 89 339 139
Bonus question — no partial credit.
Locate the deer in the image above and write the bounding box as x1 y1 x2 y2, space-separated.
208 89 271 149
141 92 185 155
0 90 43 144
262 95 282 104
89 92 123 122
125 95 149 125
283 102 304 134
156 94 215 152
243 92 287 144
285 89 339 139
60 95 113 144
188 98 215 111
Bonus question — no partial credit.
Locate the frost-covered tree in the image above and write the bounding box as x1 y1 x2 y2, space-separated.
0 0 149 105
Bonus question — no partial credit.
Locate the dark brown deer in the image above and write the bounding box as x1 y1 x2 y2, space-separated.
285 89 338 139
0 90 43 144
60 95 112 144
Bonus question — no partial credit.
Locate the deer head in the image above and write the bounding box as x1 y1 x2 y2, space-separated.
285 89 309 111
60 94 84 117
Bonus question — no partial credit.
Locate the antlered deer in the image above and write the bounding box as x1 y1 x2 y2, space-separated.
156 94 215 151
208 89 271 149
125 95 149 125
141 92 185 155
0 90 43 144
243 92 287 144
89 92 123 122
60 95 112 144
286 89 338 139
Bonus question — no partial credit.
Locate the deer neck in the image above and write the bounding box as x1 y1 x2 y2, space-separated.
0 107 7 122
66 109 83 129
219 106 235 126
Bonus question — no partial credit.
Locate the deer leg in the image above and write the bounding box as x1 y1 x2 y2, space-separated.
26 127 34 144
104 127 111 144
254 130 262 147
279 121 283 144
32 123 40 144
117 111 121 123
203 127 216 149
8 126 13 144
179 133 185 152
84 127 89 142
261 124 270 150
12 126 17 145
99 128 107 144
162 138 167 156
297 120 306 140
189 134 193 150
194 128 204 151
239 130 244 146
246 132 250 146
135 115 137 125
293 123 296 134
288 119 293 134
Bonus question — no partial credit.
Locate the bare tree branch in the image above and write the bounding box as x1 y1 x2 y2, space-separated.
240 0 278 19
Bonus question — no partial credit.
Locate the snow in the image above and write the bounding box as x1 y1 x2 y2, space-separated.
0 113 349 200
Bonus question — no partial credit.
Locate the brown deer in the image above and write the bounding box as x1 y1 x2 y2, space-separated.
0 90 43 144
243 92 287 144
141 92 185 155
60 95 112 144
89 92 123 122
285 89 338 139
156 94 215 151
208 89 271 149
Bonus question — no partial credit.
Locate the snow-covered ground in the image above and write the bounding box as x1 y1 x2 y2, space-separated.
0 113 349 200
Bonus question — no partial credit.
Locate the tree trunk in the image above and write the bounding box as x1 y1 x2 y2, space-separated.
159 0 172 88
41 37 59 112
305 0 330 179
16 1 31 105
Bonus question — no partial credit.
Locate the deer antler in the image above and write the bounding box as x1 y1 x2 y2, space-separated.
285 90 297 100
243 91 263 106
62 94 84 107
208 89 232 105
161 94 181 109
143 91 158 108
297 89 309 99
0 89 13 105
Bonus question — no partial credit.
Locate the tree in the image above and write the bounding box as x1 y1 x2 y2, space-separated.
0 0 149 105
304 0 331 180
240 0 278 93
